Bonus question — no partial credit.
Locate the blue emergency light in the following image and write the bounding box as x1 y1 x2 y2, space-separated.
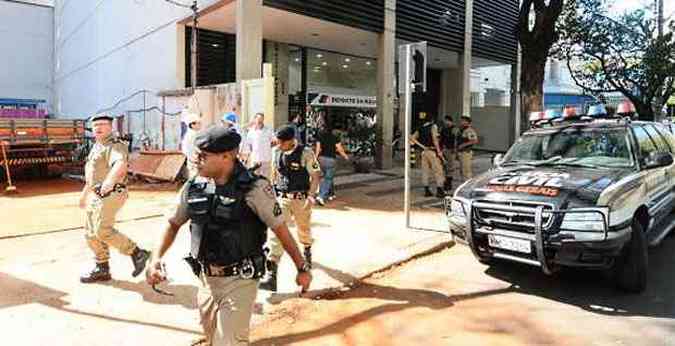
586 104 608 117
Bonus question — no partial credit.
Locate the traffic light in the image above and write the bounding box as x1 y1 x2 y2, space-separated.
411 42 427 92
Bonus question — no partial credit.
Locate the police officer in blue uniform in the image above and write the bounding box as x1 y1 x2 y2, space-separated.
146 126 311 346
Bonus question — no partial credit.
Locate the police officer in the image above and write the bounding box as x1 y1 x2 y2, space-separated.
79 113 150 283
260 125 321 292
146 126 311 346
411 113 446 198
440 115 459 190
457 116 479 180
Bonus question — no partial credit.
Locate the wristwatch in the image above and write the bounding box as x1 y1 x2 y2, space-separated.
297 261 311 273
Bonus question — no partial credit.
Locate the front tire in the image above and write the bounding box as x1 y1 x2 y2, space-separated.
614 219 648 293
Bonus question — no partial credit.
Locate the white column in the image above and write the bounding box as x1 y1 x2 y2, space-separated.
376 0 396 169
459 0 474 117
236 0 263 82
265 41 290 130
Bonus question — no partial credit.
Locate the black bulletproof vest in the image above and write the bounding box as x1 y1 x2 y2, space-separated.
440 125 457 149
418 123 434 147
186 164 267 265
276 145 310 193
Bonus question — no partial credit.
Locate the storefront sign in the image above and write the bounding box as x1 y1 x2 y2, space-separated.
309 93 377 108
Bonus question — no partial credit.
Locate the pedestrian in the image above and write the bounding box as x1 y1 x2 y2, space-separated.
260 125 321 292
222 113 241 134
314 125 350 205
241 112 275 179
410 112 446 198
78 113 151 283
458 115 479 180
145 126 311 346
439 115 459 190
289 114 306 145
181 112 202 178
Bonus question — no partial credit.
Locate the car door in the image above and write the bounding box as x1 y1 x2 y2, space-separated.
652 124 675 210
633 125 672 228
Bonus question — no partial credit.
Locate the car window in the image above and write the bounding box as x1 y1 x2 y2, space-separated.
631 126 657 164
653 124 675 152
503 127 633 167
643 125 670 152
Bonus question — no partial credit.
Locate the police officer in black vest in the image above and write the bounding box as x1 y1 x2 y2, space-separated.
146 126 311 346
411 112 446 197
260 125 322 292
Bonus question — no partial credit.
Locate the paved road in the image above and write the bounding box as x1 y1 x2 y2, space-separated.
252 237 675 346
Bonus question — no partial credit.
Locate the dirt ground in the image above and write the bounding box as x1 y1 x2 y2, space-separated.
251 244 675 346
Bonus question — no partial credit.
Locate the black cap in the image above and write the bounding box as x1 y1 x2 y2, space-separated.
194 126 241 153
275 125 296 141
90 113 114 122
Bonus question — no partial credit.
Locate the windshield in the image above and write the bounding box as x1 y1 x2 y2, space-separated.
503 127 634 168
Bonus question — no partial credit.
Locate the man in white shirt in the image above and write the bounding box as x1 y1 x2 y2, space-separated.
181 112 201 178
241 112 275 179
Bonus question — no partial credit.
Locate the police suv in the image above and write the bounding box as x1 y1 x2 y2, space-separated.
446 106 675 292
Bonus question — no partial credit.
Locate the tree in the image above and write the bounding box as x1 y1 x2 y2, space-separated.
517 0 565 131
557 0 675 120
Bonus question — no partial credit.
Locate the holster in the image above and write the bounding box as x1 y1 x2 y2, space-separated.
184 255 202 277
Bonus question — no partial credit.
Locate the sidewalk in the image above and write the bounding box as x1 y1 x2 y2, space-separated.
0 153 493 345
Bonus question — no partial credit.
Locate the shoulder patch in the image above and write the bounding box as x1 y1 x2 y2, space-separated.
312 161 320 170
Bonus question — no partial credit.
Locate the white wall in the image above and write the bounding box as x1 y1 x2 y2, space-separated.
53 0 221 148
0 0 53 109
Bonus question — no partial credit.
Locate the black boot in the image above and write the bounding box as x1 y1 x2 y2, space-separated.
259 260 278 292
424 187 433 197
436 187 445 198
303 246 313 268
130 247 151 277
80 262 111 283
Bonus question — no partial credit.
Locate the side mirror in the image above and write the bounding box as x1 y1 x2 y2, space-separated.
492 153 504 167
645 152 673 169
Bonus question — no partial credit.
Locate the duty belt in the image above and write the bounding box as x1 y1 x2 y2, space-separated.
93 183 127 198
202 255 265 279
277 191 308 200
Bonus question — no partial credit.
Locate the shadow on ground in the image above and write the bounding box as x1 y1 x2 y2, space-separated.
483 232 675 319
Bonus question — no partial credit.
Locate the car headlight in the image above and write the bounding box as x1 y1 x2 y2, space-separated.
450 199 466 218
560 209 608 232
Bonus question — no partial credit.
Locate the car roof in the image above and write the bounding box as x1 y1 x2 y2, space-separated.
525 119 665 135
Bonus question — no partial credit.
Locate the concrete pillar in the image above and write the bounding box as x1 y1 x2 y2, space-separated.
265 41 290 130
459 0 474 117
236 0 263 82
376 0 396 169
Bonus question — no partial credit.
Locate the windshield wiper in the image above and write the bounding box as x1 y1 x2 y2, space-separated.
530 155 563 166
549 158 599 169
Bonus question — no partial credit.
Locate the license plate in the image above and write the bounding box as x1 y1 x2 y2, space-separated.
488 234 532 254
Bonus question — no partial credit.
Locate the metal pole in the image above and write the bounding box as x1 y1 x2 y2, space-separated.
161 96 166 151
191 1 198 88
404 44 412 229
657 0 664 38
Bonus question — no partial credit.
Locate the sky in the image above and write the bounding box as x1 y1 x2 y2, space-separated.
610 0 675 21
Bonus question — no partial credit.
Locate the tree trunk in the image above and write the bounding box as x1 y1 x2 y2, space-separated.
520 52 547 133
635 100 654 121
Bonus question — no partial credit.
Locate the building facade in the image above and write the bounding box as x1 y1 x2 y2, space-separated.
54 0 519 164
0 0 54 117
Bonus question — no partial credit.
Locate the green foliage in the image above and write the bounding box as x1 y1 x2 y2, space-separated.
556 0 675 119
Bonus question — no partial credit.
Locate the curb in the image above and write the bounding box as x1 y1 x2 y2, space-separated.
300 236 455 300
